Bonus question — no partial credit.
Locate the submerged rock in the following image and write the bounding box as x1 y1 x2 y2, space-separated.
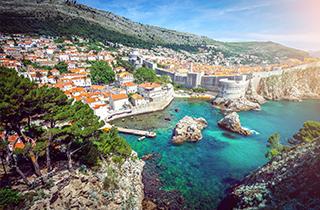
172 116 208 144
218 112 252 136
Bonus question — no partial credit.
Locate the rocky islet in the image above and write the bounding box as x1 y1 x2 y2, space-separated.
171 116 208 144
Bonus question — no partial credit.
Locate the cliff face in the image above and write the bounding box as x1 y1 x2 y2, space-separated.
27 152 145 210
218 140 320 210
258 68 320 101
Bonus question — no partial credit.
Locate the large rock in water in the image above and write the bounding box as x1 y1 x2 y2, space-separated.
218 112 252 136
172 116 208 144
213 97 261 112
218 139 320 210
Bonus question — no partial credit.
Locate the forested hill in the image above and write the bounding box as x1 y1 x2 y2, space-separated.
0 0 309 61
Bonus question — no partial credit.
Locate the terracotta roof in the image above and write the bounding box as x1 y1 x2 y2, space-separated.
50 69 59 73
73 96 82 101
102 92 111 98
110 93 128 101
70 87 85 93
91 85 105 90
138 82 161 89
121 82 136 87
85 97 97 104
131 94 144 100
93 104 107 110
118 72 132 78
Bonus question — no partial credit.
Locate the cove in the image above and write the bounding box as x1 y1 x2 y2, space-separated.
112 99 320 209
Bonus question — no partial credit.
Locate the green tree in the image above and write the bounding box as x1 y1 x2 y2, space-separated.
90 61 115 84
22 59 32 66
94 127 132 164
54 61 68 73
38 87 71 172
62 101 104 171
134 67 157 83
266 133 285 159
156 75 171 84
0 188 21 208
115 57 134 72
0 67 42 177
265 133 284 159
292 121 320 144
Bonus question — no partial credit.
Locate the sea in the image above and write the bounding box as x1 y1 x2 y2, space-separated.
112 99 320 209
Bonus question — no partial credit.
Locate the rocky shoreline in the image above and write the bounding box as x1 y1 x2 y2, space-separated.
26 152 145 210
171 116 208 144
142 153 184 210
258 68 320 101
218 139 320 210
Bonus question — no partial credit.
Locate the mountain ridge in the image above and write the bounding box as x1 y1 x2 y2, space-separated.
0 0 309 63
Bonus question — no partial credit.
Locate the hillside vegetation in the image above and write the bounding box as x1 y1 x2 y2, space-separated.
0 0 309 62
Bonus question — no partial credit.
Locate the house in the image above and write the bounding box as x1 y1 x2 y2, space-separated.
116 71 134 85
48 75 57 84
114 66 126 73
50 69 60 76
54 82 74 91
110 93 129 111
93 104 109 119
59 54 69 61
84 97 101 108
130 94 147 106
71 76 92 87
121 82 138 94
91 85 105 92
138 82 162 100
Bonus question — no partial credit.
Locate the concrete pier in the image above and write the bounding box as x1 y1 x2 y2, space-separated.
117 127 156 138
101 123 156 138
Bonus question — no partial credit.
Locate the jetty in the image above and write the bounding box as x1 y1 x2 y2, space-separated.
101 123 156 138
117 127 156 138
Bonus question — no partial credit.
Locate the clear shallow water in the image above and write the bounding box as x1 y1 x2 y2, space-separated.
113 99 320 209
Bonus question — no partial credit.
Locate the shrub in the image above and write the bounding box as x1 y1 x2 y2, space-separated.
0 188 21 207
292 121 320 143
103 167 118 190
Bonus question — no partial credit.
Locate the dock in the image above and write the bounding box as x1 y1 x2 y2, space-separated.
117 127 156 138
101 123 156 138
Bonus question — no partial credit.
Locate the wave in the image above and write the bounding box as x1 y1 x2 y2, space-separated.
242 127 260 135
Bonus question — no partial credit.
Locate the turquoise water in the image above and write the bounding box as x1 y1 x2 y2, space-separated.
113 99 320 209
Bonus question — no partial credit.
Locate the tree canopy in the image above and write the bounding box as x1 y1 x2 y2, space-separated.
292 121 320 143
265 133 284 159
133 67 157 83
89 61 115 84
54 61 68 73
0 67 132 187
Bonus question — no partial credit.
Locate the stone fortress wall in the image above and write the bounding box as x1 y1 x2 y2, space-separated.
129 51 320 99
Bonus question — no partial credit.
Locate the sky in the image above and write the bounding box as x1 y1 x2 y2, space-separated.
78 0 320 51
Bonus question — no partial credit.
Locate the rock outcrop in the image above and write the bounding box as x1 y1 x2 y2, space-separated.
28 152 145 210
172 116 208 144
213 97 261 112
246 81 267 105
218 139 320 210
258 67 320 101
218 112 252 136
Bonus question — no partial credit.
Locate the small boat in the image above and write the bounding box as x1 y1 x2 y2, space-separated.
138 136 146 141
